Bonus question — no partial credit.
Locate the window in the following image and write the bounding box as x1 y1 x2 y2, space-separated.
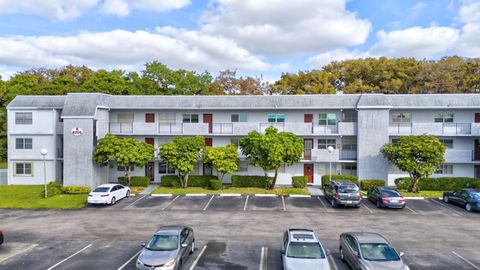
391 138 399 144
231 113 248 122
436 164 453 174
158 113 176 123
434 113 454 123
203 164 213 176
267 113 285 123
117 165 134 171
16 138 32 149
145 113 155 123
342 164 357 175
238 160 248 172
341 137 356 150
342 111 357 122
159 162 175 174
230 138 240 148
117 112 134 123
319 113 336 125
15 163 32 176
318 139 336 149
391 112 411 123
15 112 32 125
439 139 454 149
318 163 339 175
182 114 199 123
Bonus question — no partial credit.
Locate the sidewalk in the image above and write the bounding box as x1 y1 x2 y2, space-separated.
307 186 324 196
140 183 159 195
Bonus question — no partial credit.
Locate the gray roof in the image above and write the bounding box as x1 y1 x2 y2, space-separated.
7 93 480 117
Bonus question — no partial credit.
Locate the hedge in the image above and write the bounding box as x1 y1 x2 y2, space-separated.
42 181 63 197
118 176 151 187
209 180 222 190
161 175 181 187
231 175 268 188
62 186 91 194
321 175 358 186
360 180 385 190
160 175 217 188
292 176 307 188
395 177 480 191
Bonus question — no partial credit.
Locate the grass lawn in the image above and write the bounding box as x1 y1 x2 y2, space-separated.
0 185 87 209
399 190 444 198
151 186 309 195
0 161 7 169
130 186 145 195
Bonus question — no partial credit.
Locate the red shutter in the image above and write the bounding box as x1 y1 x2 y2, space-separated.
205 138 213 147
145 138 154 146
304 114 313 123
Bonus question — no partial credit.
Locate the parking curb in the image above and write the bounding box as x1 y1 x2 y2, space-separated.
219 194 242 197
404 197 425 200
289 194 311 198
254 194 277 197
151 194 173 197
186 194 208 197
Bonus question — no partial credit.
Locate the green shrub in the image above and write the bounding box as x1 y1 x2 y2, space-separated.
188 176 217 187
394 177 480 191
161 175 181 187
360 180 385 190
62 186 91 194
321 174 358 186
231 175 268 188
117 176 151 187
292 176 307 188
209 179 222 190
42 181 63 197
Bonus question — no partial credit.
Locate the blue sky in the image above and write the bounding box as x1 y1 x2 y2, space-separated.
0 0 478 81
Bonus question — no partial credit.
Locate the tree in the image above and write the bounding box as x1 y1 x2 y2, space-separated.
203 144 239 181
272 70 336 94
94 134 155 185
159 136 204 188
381 135 446 193
240 127 303 189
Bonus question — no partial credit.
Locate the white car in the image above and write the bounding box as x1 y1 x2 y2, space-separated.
87 184 131 205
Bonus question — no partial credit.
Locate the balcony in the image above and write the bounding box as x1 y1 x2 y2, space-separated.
445 149 480 163
338 122 357 135
109 122 133 133
158 123 183 134
158 123 209 135
389 123 472 135
259 123 285 133
304 149 357 161
313 124 338 134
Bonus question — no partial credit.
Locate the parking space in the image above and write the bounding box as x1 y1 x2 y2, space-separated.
284 196 326 212
207 195 246 211
402 249 480 270
130 195 179 210
166 195 211 211
246 195 284 211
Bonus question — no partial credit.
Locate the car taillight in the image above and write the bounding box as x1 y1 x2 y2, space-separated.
382 198 390 203
100 194 109 197
399 198 406 203
335 194 341 199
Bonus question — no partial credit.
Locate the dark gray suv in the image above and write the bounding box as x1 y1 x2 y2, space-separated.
324 181 362 208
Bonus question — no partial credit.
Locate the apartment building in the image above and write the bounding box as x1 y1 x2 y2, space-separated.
6 93 480 187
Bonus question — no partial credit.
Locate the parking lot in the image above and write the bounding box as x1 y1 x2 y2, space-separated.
0 194 479 270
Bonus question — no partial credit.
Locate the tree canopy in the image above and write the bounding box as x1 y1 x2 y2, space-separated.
202 144 240 181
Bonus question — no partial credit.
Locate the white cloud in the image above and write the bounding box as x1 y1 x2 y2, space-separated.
0 0 100 21
0 29 270 74
307 49 370 68
100 0 190 17
454 0 480 57
199 0 371 56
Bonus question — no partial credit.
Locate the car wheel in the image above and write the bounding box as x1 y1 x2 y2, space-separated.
126 190 131 198
110 197 116 205
376 199 381 208
190 240 195 254
340 247 345 261
443 196 449 203
466 203 472 212
331 198 337 207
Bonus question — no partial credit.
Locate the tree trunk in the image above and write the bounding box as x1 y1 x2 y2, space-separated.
125 166 131 186
408 175 420 193
268 169 279 190
219 172 225 181
182 174 189 188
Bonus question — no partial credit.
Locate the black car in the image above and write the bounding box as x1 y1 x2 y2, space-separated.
443 188 480 212
324 180 362 208
367 187 406 209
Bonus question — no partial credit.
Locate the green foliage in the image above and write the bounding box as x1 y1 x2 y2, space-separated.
272 70 336 94
62 186 91 194
188 175 217 187
203 144 239 181
240 126 303 189
360 180 385 190
94 134 155 185
209 180 222 190
161 175 181 188
321 174 359 186
381 135 446 192
291 176 307 188
0 185 87 209
231 175 269 188
158 136 204 188
118 176 150 187
41 181 63 197
395 177 480 191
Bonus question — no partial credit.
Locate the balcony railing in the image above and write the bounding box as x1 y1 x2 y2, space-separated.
340 150 357 160
158 123 183 134
259 123 285 132
312 124 338 134
212 123 234 134
442 123 471 135
389 122 473 135
109 122 133 133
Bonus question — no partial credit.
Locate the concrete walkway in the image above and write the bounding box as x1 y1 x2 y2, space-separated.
307 186 324 196
140 183 159 195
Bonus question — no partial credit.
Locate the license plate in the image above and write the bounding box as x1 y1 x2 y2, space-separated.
345 201 353 204
391 199 398 203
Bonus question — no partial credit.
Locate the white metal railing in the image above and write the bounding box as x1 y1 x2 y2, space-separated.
312 124 338 134
212 123 234 134
109 122 133 133
158 123 183 134
259 122 285 132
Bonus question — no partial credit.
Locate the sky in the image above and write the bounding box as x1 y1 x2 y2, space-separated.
0 0 479 81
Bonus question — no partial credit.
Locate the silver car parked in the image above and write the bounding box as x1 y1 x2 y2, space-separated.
136 226 195 270
339 232 409 270
281 228 331 270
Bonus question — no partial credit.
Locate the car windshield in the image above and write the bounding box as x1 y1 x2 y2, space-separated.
471 192 480 200
381 190 400 197
339 185 358 193
287 242 325 259
360 243 400 261
93 187 110 192
146 235 179 251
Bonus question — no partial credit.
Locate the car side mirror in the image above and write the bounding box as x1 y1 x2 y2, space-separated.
353 251 360 257
399 252 405 257
280 250 285 255
141 242 146 247
181 243 188 248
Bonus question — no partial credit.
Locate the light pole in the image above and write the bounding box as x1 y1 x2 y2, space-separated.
40 148 48 198
327 146 334 184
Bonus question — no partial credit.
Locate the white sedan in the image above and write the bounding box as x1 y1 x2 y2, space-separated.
87 184 131 205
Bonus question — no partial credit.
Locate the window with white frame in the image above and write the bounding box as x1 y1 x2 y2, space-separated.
434 113 454 123
238 160 248 172
231 113 247 122
182 114 199 123
16 138 32 149
341 164 357 175
436 164 453 174
319 113 337 125
117 112 134 123
318 139 336 149
15 163 32 176
391 112 411 123
342 111 357 122
15 112 32 125
341 137 356 150
439 139 454 149
159 162 175 174
158 113 176 123
267 113 285 123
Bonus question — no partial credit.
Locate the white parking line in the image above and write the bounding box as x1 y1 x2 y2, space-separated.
259 246 268 270
452 251 480 270
289 194 311 198
316 196 332 212
162 195 180 210
203 195 215 211
326 249 339 270
281 196 286 211
47 244 92 270
127 195 147 207
186 194 207 197
254 194 276 197
405 205 418 214
244 195 249 211
429 198 463 216
189 245 207 270
0 243 37 264
117 249 142 270
220 193 241 196
362 201 373 213
151 194 173 197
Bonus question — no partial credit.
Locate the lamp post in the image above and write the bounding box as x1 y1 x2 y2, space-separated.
40 148 48 198
327 146 334 184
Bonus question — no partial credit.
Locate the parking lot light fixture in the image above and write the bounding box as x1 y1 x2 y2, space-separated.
40 148 48 198
327 146 334 184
